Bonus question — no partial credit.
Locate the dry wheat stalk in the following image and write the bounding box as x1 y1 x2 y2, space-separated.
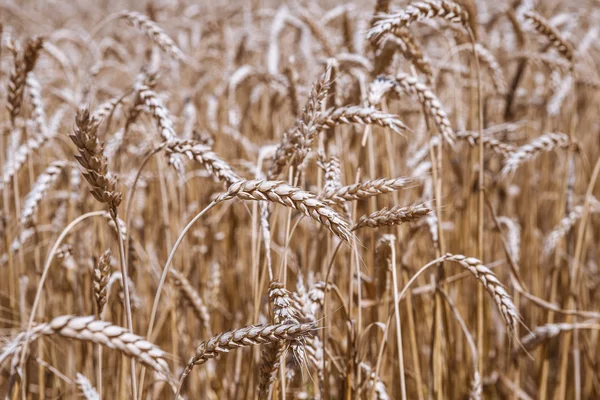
70 109 122 213
20 161 68 226
75 373 100 400
443 253 520 332
170 267 211 331
7 36 44 125
501 132 569 176
181 322 314 381
94 249 111 316
0 315 172 379
353 203 431 230
119 11 185 61
165 139 241 186
368 0 469 42
321 177 416 205
523 11 574 63
216 180 351 242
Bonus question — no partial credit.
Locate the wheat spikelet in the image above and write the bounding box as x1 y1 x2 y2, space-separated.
501 132 569 176
443 253 520 332
165 139 241 186
523 11 574 63
75 373 100 400
70 109 122 212
216 180 351 242
20 161 68 226
170 267 211 331
389 73 456 145
353 203 431 230
368 0 469 42
119 11 185 61
181 322 314 381
321 177 416 205
0 315 172 379
94 249 111 316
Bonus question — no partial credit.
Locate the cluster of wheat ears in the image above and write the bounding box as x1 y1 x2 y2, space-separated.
0 0 599 398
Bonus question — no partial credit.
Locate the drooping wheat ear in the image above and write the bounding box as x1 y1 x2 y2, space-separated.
268 67 331 178
321 177 416 205
170 267 211 332
26 72 46 135
181 322 314 381
501 132 570 177
442 254 520 332
390 73 455 145
94 249 111 316
353 203 431 230
7 36 44 125
513 322 600 356
165 139 241 186
136 86 178 142
523 11 574 63
390 28 433 83
69 109 122 213
257 281 302 398
455 131 516 157
544 201 600 257
126 71 162 130
76 373 100 400
20 161 68 226
367 0 469 42
119 11 185 61
474 43 506 94
216 180 351 242
0 315 172 379
316 106 409 135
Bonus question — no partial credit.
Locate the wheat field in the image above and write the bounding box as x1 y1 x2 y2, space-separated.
1 0 599 398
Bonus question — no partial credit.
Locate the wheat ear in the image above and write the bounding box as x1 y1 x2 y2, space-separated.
321 177 416 205
216 180 351 242
119 11 185 61
523 11 574 63
0 315 172 379
353 203 431 230
20 161 68 226
501 132 570 176
76 373 100 400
